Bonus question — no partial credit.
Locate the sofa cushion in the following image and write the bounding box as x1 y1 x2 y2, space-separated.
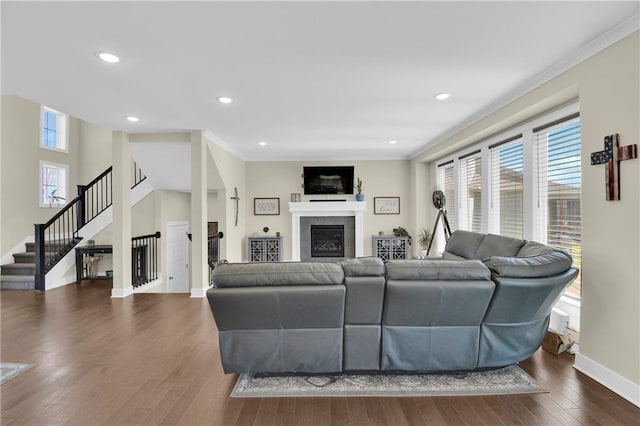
483 251 572 278
385 259 491 281
341 257 385 277
212 262 344 288
444 230 485 259
474 234 526 260
443 251 467 261
517 241 554 257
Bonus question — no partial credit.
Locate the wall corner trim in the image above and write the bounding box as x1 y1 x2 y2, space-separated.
111 286 134 298
190 288 207 298
574 353 640 407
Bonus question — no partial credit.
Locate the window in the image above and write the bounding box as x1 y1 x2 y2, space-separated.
41 106 68 152
459 152 482 233
434 104 581 300
535 117 582 298
40 161 68 207
437 161 457 230
490 137 523 239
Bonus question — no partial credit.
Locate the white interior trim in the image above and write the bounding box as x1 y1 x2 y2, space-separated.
288 201 367 261
574 353 640 408
111 286 134 298
190 288 207 298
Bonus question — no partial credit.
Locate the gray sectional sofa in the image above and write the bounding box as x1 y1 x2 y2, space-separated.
206 230 578 374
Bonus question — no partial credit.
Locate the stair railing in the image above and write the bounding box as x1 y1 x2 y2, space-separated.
34 162 147 291
208 231 224 285
132 231 161 288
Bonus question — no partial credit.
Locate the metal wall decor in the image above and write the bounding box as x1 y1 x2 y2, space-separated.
590 134 637 200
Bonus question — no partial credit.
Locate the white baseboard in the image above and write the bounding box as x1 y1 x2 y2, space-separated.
574 353 640 407
190 288 207 298
111 286 133 298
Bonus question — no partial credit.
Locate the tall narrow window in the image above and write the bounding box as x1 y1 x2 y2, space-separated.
535 116 581 298
459 152 482 233
490 137 523 239
41 106 68 152
40 161 68 207
437 161 456 231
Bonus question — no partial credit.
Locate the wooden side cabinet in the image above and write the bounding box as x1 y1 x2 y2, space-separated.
248 236 282 262
372 236 408 260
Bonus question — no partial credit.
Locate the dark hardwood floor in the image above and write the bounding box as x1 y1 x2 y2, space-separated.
1 281 638 425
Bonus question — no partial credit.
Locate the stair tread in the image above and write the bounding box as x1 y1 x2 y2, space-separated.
0 275 35 281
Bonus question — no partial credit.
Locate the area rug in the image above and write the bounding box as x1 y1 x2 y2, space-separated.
231 365 545 397
0 363 34 385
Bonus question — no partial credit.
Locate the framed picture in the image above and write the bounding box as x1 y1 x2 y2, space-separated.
374 197 400 215
254 197 280 215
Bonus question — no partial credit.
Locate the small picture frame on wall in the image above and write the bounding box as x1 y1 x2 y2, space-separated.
374 197 400 215
254 197 280 215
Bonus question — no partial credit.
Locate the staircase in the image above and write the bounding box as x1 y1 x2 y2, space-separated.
1 243 37 289
1 241 78 290
1 163 148 291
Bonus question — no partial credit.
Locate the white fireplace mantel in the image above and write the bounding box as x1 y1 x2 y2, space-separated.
289 201 367 261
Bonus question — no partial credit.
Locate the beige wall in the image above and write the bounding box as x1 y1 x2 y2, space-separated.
1 96 81 256
79 120 112 184
414 33 639 389
205 137 246 262
245 160 414 260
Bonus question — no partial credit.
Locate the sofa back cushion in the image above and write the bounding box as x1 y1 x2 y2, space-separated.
474 234 525 260
212 262 344 288
443 230 485 259
385 259 491 281
341 257 385 277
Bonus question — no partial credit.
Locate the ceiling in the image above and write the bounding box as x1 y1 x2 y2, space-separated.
2 2 638 161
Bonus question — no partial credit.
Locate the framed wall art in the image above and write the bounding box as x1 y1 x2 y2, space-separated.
374 197 400 215
254 197 280 215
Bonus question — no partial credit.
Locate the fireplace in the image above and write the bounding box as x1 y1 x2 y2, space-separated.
288 201 366 261
310 225 344 258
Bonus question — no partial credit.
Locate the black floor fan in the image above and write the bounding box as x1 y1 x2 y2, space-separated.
426 190 452 255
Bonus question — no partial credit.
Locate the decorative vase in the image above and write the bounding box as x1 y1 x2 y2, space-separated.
356 193 364 201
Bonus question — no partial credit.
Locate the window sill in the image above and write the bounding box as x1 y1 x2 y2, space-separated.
555 295 581 332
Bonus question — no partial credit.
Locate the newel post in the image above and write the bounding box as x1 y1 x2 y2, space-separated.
34 224 46 291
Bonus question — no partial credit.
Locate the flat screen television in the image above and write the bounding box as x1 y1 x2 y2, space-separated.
303 166 354 195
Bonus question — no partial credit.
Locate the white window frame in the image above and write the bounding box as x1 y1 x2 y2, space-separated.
40 106 68 153
433 102 581 328
39 161 69 208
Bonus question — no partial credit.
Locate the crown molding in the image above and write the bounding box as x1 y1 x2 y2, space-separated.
412 14 640 160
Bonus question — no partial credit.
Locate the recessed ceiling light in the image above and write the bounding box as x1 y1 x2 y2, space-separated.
388 140 398 145
434 93 451 101
217 96 233 104
97 52 121 64
258 141 267 146
125 115 140 122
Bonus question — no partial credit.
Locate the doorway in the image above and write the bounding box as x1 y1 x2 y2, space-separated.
166 221 189 293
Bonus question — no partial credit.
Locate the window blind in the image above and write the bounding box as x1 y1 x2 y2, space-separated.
437 162 457 230
536 118 581 298
490 138 523 239
459 154 482 232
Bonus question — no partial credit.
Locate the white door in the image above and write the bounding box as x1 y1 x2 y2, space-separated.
167 222 189 293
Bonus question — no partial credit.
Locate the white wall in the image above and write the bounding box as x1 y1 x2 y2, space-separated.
414 32 639 401
245 160 413 260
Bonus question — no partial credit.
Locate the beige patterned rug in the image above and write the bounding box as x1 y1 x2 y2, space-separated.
231 364 545 397
0 363 34 385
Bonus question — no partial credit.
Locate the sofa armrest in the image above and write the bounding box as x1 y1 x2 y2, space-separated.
483 251 572 278
385 259 491 281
